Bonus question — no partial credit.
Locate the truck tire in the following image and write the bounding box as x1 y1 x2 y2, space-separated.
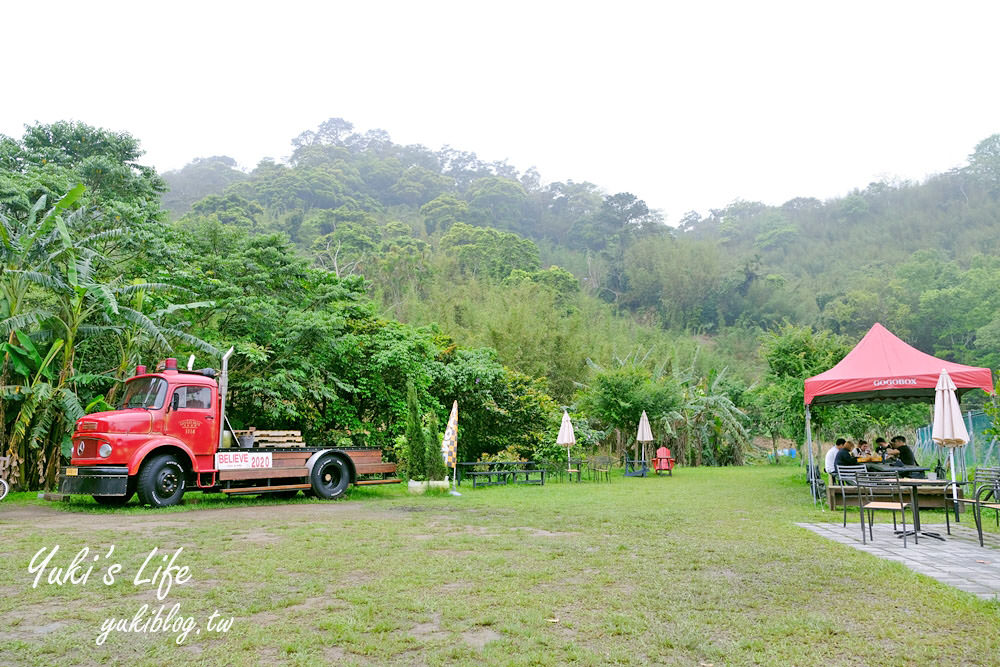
137 454 186 507
310 454 349 499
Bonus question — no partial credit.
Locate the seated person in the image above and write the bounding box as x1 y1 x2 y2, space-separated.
857 440 872 456
873 437 890 459
824 438 844 474
833 438 859 472
890 435 924 477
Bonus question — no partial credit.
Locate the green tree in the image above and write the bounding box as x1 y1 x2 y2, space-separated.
439 223 540 281
466 177 528 231
0 121 166 257
424 410 446 481
420 194 469 235
405 379 426 481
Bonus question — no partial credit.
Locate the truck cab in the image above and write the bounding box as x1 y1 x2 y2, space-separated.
62 358 222 506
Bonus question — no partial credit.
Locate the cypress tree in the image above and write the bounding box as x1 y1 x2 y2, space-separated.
425 410 447 481
405 380 426 481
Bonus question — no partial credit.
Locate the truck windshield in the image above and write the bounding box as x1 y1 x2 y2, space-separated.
120 378 168 410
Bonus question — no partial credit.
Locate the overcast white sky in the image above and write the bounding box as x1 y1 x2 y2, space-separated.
3 1 999 222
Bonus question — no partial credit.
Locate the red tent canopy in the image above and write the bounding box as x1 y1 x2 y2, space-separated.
804 323 993 405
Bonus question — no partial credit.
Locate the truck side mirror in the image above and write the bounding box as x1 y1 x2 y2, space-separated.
169 393 180 412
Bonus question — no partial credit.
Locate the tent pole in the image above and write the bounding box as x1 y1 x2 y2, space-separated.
966 410 976 473
950 447 958 506
805 404 818 506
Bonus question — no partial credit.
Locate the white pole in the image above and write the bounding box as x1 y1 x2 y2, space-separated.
950 447 959 505
805 404 818 506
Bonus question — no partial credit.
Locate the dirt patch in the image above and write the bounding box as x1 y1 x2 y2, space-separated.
0 597 72 630
462 626 501 648
340 569 376 586
258 646 280 663
0 610 69 641
251 592 342 624
231 528 281 544
181 644 204 656
410 611 447 640
511 527 580 538
323 646 347 661
0 500 396 533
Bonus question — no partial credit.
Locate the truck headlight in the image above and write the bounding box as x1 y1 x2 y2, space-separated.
99 443 112 458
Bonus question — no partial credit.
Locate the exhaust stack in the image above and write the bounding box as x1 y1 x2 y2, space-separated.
217 347 235 450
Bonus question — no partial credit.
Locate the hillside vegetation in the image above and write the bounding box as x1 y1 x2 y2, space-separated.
2 118 998 489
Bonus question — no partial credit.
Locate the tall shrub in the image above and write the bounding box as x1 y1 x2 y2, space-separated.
424 410 447 481
405 380 426 480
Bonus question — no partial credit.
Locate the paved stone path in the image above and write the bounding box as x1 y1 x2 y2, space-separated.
798 521 1000 600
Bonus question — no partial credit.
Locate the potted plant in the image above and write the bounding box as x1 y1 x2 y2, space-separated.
404 381 428 494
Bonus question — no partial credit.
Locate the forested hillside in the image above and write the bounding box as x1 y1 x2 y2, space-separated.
163 120 1000 370
2 118 998 490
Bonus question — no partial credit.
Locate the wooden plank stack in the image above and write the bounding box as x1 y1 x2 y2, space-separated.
232 429 305 448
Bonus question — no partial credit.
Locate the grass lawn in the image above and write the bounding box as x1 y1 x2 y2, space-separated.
1 464 998 666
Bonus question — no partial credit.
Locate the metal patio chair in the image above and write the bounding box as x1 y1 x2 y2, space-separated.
835 464 867 527
953 467 1000 547
856 471 914 547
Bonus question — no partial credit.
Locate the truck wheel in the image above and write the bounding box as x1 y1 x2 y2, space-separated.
310 454 349 499
137 454 186 507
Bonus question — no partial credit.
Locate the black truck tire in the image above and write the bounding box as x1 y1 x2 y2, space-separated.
137 454 186 507
310 454 350 499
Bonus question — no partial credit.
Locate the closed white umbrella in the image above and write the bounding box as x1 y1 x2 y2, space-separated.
932 368 969 505
557 410 576 471
636 410 654 463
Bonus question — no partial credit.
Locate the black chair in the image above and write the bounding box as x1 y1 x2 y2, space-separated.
953 467 1000 547
836 464 867 527
567 458 584 482
856 471 914 547
590 456 612 482
806 464 826 505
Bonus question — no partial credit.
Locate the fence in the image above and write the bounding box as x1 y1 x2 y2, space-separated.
915 411 1000 479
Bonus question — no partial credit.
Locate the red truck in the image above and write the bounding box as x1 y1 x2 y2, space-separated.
58 349 399 507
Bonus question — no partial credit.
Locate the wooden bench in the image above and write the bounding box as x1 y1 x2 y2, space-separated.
827 484 962 509
348 448 401 485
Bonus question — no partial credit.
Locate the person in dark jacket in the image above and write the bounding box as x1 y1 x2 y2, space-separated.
890 435 925 477
834 438 858 471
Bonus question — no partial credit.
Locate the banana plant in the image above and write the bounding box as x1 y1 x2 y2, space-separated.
104 283 218 403
2 338 78 488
